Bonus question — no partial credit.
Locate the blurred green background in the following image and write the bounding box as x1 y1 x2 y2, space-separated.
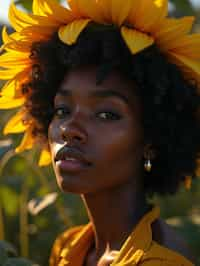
0 0 200 265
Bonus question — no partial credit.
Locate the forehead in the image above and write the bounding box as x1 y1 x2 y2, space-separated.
55 66 139 104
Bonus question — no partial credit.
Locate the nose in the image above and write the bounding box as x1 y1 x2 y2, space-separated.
60 118 88 145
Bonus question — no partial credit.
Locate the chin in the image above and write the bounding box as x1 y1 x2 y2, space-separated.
56 176 93 194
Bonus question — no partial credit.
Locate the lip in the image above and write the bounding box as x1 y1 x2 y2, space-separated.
56 159 90 172
55 145 92 172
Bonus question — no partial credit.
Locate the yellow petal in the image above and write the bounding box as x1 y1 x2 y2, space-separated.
67 0 105 24
67 0 84 17
0 96 25 109
1 28 23 52
121 27 154 54
9 2 59 32
9 2 38 32
21 25 58 41
126 1 141 26
15 126 35 153
2 27 21 44
3 109 28 135
170 34 200 60
155 17 195 50
1 80 17 98
32 0 74 24
2 26 12 44
32 0 46 16
94 0 111 22
1 27 22 49
75 0 133 25
38 148 52 166
58 19 91 45
168 52 200 90
0 69 30 98
0 51 30 68
110 0 133 26
128 0 168 32
2 40 31 53
0 68 27 80
154 16 194 37
169 53 200 76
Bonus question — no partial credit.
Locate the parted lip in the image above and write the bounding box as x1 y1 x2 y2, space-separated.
54 146 92 166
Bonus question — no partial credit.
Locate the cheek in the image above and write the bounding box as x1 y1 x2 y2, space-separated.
48 120 60 144
91 121 143 189
47 121 61 158
97 121 143 171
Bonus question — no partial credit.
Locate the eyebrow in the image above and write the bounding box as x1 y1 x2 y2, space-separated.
57 88 130 105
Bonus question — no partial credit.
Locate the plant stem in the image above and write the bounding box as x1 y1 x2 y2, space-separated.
0 203 5 240
19 183 29 258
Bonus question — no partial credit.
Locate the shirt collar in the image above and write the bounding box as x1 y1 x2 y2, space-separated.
60 206 160 265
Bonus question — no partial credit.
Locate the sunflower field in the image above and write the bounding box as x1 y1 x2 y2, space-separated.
0 1 200 265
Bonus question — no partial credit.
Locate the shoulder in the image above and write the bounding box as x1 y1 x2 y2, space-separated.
139 240 195 266
49 225 84 266
142 218 196 266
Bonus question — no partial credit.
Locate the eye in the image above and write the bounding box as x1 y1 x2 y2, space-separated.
97 111 121 121
53 106 71 118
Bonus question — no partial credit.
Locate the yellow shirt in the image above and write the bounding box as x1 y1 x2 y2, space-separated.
49 207 194 266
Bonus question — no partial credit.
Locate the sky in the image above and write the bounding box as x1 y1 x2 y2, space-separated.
0 0 200 24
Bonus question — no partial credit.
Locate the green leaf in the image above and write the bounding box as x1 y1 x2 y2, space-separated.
15 0 33 11
0 186 19 216
4 258 36 266
0 246 8 265
0 241 17 257
170 0 194 14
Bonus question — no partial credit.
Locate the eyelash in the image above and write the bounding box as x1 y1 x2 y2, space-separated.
53 107 70 117
53 107 121 121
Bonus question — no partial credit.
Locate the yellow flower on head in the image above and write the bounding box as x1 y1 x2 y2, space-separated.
39 148 52 166
0 0 200 167
32 0 74 23
59 19 91 45
0 96 25 109
3 108 28 135
127 0 168 32
15 125 35 153
121 28 154 54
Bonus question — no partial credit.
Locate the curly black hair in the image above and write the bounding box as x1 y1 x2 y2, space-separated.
21 24 200 195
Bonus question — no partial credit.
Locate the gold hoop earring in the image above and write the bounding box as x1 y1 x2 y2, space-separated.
144 144 155 172
144 157 152 172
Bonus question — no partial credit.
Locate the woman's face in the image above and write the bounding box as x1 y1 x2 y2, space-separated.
48 65 144 194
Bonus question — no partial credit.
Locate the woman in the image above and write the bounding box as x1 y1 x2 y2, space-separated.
0 0 199 265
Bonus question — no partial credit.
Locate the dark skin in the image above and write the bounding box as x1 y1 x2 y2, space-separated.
48 66 194 265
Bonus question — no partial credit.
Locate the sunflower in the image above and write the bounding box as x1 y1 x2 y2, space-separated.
0 0 200 166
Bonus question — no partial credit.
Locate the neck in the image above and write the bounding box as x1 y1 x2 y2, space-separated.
81 180 149 262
